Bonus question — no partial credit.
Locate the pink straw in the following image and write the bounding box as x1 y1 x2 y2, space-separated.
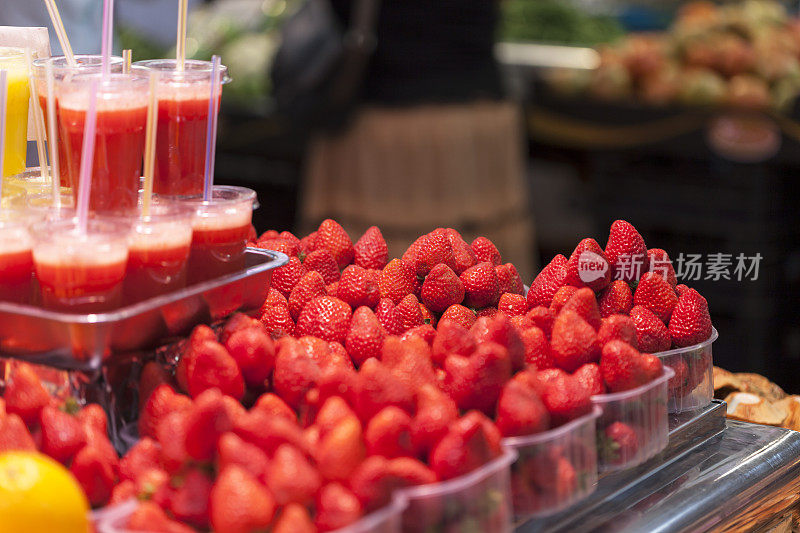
101 0 114 77
0 70 6 197
76 81 99 233
202 55 221 202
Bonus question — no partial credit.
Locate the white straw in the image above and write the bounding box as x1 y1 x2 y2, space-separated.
45 61 60 208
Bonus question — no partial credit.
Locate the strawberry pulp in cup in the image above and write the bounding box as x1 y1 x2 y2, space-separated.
57 73 147 212
131 59 229 196
0 219 35 303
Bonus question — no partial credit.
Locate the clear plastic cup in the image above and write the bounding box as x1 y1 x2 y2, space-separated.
0 47 30 178
56 73 148 212
30 218 130 313
131 59 230 197
656 328 718 414
0 183 26 212
6 166 71 197
9 191 75 221
0 217 34 303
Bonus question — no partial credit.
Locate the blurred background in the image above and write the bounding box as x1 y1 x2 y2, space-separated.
7 0 800 389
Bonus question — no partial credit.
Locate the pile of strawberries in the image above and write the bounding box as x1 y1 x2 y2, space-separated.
0 363 119 507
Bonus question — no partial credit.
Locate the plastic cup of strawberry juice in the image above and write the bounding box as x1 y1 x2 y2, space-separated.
32 55 124 187
131 59 229 197
178 186 256 283
0 215 35 303
30 218 130 313
57 73 148 212
9 191 75 222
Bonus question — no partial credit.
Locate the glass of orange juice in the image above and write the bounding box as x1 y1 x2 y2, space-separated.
0 48 30 178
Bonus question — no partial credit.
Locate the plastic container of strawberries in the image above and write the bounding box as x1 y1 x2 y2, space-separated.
655 328 718 414
397 448 517 533
501 406 601 519
591 367 674 472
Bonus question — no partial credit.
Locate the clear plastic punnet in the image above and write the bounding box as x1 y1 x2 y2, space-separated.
398 448 517 533
656 328 717 414
592 367 674 472
502 406 601 519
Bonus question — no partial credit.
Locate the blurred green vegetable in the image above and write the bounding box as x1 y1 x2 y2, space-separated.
501 0 625 46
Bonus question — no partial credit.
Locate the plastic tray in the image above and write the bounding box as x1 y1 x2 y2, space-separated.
0 249 287 370
502 407 601 519
398 448 517 533
592 367 674 472
656 328 717 414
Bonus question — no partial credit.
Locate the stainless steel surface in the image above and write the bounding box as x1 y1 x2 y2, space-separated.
519 400 800 532
0 249 287 370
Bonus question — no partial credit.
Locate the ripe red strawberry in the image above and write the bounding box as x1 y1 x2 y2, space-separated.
253 393 296 423
602 422 639 464
471 236 501 265
675 284 689 296
647 248 677 288
314 396 359 438
76 404 107 436
634 272 678 324
272 338 321 409
211 465 276 533
346 306 386 366
274 503 316 533
382 336 437 393
267 443 322 506
316 482 363 531
412 231 456 276
0 413 36 452
401 324 436 344
597 314 638 348
270 256 307 297
411 384 458 454
259 230 279 240
374 298 405 335
138 384 192 439
353 226 388 270
233 409 308 457
39 406 85 464
442 341 511 414
186 340 245 400
496 263 524 295
440 304 476 329
560 287 602 330
299 231 318 256
473 312 526 371
378 258 416 305
168 467 213 528
605 220 649 282
385 456 437 486
669 288 713 348
446 229 478 274
530 368 592 425
184 389 233 461
219 313 261 345
288 271 327 320
365 406 415 458
348 455 395 511
600 340 652 392
496 379 550 437
119 437 161 482
498 293 527 317
224 325 275 388
640 353 664 382
549 286 578 315
177 326 217 392
255 237 298 258
421 263 465 313
431 319 476 365
316 416 366 482
630 305 672 352
521 326 554 369
260 303 296 338
303 248 340 285
460 261 500 308
4 363 50 425
550 310 600 372
338 264 380 309
156 411 191 472
430 411 502 481
418 302 437 327
127 502 195 533
296 295 353 344
526 306 555 338
574 362 605 395
528 254 568 308
316 219 354 269
477 306 498 318
354 358 414 421
565 238 611 291
70 445 116 506
279 230 300 247
598 280 634 318
391 294 421 330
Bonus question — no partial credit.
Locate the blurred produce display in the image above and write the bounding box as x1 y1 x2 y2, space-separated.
501 0 625 46
548 0 800 111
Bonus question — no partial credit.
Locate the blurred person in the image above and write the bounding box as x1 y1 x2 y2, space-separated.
299 0 536 279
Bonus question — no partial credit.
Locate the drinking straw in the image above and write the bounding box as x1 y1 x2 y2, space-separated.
76 81 98 233
176 0 188 71
122 49 131 74
202 55 221 202
100 0 114 77
43 0 76 68
141 72 158 217
25 49 50 185
45 61 60 208
0 70 6 196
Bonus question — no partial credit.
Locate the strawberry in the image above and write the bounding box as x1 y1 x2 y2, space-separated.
471 236 501 265
4 363 50 425
0 413 35 452
634 272 678 324
675 284 689 296
296 296 353 344
378 258 417 304
255 237 299 258
446 229 478 274
316 416 366 482
138 384 191 439
219 313 261 345
386 456 437 486
630 305 672 352
211 465 276 533
440 304 476 329
460 262 500 308
412 231 456 276
119 437 161 482
411 384 458 454
233 410 307 456
260 304 296 338
442 341 511 414
600 340 652 392
574 362 605 395
316 482 363 531
110 481 135 505
375 298 405 335
270 256 307 297
184 389 233 461
530 368 592 425
354 358 414 421
431 319 476 365
401 324 436 344
560 287 602 330
70 445 116 506
601 422 639 464
521 326 554 369
186 340 245 400
314 396 359 438
279 231 301 247
261 288 288 312
39 406 85 464
418 302 437 327
272 338 321 409
288 271 327 320
605 220 649 282
303 249 340 285
496 263 524 295
338 265 380 309
259 230 280 240
76 404 108 435
402 235 425 266
473 312 526 371
348 456 395 511
526 306 555 338
565 238 611 291
396 293 424 329
667 357 690 394
316 219 354 269
498 293 528 317
598 280 634 318
597 314 638 348
274 503 316 533
168 467 213 528
421 263 465 313
647 248 677 288
127 502 195 533
138 361 173 408
669 288 713 348
354 226 388 270
253 393 296 423
549 286 578 315
345 306 386 366
365 406 415 458
156 411 191 472
527 254 568 308
550 310 600 372
224 325 275 388
267 444 322 506
477 306 498 318
382 336 437 393
430 411 502 481
299 231 318 256
640 353 664 382
496 379 550 437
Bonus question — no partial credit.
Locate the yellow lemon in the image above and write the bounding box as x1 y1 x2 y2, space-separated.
0 451 90 533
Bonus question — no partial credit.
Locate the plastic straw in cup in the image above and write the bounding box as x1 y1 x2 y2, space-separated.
45 61 60 208
202 55 221 202
43 0 76 67
25 49 50 185
176 0 188 71
123 49 131 74
101 0 115 77
76 81 99 232
0 70 6 201
142 72 158 217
